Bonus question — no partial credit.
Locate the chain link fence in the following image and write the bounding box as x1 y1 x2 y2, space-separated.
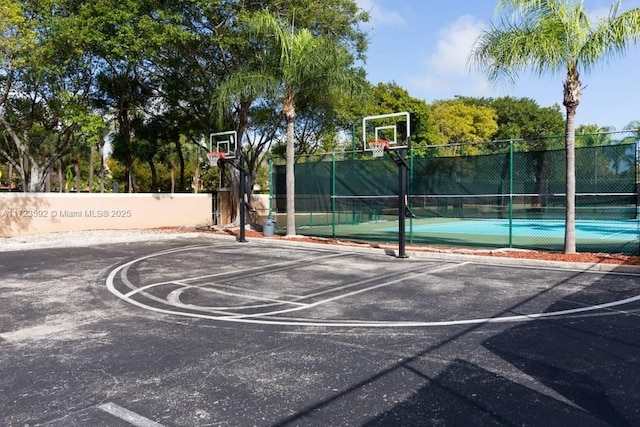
271 132 639 254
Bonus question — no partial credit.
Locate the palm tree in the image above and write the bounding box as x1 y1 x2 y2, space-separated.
470 0 640 253
575 124 615 147
623 120 640 136
216 10 364 237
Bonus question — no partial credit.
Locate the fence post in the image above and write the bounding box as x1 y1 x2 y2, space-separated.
351 120 357 161
332 152 336 238
409 147 414 244
636 142 639 255
509 140 514 248
398 148 409 258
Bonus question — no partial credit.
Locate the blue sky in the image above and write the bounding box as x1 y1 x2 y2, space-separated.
354 0 640 131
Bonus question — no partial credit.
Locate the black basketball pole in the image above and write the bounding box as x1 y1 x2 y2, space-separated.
237 152 248 243
222 151 249 243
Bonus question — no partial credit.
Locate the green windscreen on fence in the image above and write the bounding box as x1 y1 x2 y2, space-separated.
273 139 639 254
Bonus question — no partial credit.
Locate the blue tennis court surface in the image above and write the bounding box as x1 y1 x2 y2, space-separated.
382 219 640 240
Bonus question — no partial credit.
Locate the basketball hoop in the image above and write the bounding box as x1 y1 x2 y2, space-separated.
206 151 226 167
369 140 389 158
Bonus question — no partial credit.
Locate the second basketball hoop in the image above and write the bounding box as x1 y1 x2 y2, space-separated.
369 140 389 158
362 111 410 156
206 151 226 167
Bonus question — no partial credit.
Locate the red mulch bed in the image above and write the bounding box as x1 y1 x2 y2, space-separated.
167 227 640 267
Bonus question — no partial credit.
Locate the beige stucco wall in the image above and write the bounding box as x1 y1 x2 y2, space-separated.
249 194 270 225
0 193 212 237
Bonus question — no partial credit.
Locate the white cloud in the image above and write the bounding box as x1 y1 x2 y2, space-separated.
408 15 490 99
354 0 405 27
428 15 482 76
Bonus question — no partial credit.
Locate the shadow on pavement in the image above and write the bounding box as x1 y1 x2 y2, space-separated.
278 264 640 426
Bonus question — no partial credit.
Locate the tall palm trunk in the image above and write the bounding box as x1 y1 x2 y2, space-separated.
564 112 577 253
284 90 296 237
563 70 581 254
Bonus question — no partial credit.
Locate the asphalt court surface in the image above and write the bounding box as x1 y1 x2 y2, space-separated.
2 234 640 426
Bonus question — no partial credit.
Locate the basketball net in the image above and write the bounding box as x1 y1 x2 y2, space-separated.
369 140 389 158
206 151 226 167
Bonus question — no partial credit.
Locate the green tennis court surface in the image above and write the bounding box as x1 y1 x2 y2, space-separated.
382 218 639 240
295 216 639 254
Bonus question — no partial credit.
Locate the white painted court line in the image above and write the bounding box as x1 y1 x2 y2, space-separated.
164 262 446 313
218 262 469 320
122 251 347 298
166 286 311 309
106 246 640 328
98 402 163 427
115 247 348 313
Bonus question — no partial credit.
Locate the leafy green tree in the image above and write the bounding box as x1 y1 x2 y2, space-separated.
216 10 366 236
470 0 640 253
79 0 191 192
152 1 239 192
139 0 366 225
575 124 615 147
621 121 640 182
624 120 640 134
429 100 498 156
459 96 565 150
107 155 198 193
0 1 98 191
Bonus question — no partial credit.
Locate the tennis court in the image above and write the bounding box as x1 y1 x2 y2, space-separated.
295 216 640 254
273 138 640 254
384 218 640 240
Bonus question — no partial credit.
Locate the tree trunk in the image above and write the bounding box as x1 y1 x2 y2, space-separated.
170 160 175 193
284 93 296 237
149 160 158 192
533 151 551 207
21 156 29 192
28 161 43 192
193 160 199 194
58 161 63 193
564 112 576 253
74 158 81 192
119 114 135 193
88 144 95 193
563 72 580 254
99 139 105 193
176 140 185 191
45 169 51 192
129 169 139 193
